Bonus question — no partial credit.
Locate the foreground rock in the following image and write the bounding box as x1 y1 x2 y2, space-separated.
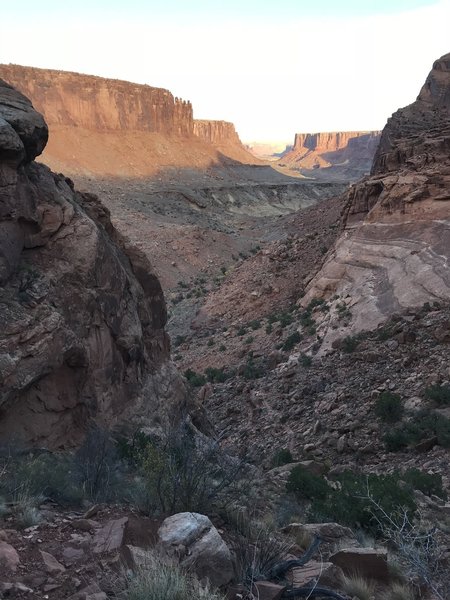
157 512 234 587
0 79 184 447
303 52 450 349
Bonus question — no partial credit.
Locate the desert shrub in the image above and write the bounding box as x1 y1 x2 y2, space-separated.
300 353 312 367
242 356 264 380
204 367 228 383
248 320 261 330
74 425 121 501
244 336 254 345
219 344 226 352
237 326 247 336
384 410 450 451
232 520 293 588
425 384 450 406
375 392 404 423
286 466 329 501
340 574 374 600
342 335 359 353
279 312 294 328
118 553 225 600
305 471 416 536
403 468 446 499
183 369 206 387
282 331 301 351
207 338 214 347
272 448 293 468
174 335 186 347
137 424 244 515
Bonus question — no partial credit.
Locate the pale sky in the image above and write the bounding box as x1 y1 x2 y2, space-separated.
1 0 449 142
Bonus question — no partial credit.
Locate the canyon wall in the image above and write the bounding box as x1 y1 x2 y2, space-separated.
0 65 258 176
302 53 450 349
279 130 380 182
0 65 193 135
0 79 184 447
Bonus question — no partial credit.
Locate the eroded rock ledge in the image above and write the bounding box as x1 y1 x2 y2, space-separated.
0 79 184 447
302 53 450 347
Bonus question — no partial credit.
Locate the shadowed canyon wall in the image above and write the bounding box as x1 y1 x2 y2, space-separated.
0 79 184 447
302 53 450 349
279 130 381 181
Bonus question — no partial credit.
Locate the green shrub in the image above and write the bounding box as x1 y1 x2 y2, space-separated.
204 367 228 383
402 468 446 499
282 331 301 351
272 449 293 468
242 357 264 380
384 410 450 451
342 335 359 353
375 392 404 423
249 320 261 330
237 326 247 336
306 471 416 536
183 369 206 387
174 335 186 347
137 424 244 515
244 336 254 345
300 354 312 367
286 466 329 501
265 324 273 334
424 384 450 406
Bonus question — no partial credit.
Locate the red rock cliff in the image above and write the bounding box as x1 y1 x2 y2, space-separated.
0 65 193 136
293 131 378 152
194 120 242 145
0 79 184 447
302 52 450 346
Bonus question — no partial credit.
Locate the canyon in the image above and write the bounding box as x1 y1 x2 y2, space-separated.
278 130 381 181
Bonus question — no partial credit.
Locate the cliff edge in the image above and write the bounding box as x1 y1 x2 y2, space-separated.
0 79 184 447
302 53 450 348
0 65 259 177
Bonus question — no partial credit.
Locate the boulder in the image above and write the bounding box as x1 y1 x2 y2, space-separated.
283 522 359 557
157 512 233 587
92 517 128 554
0 541 20 572
40 549 66 574
288 560 343 588
330 547 389 581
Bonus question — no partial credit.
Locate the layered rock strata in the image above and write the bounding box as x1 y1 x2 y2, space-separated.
302 53 450 346
0 79 183 447
279 130 380 181
0 65 259 176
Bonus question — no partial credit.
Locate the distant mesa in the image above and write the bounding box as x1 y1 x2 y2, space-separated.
0 64 259 177
277 130 381 182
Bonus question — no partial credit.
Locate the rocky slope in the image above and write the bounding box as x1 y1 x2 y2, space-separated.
278 130 380 182
302 52 450 349
0 65 259 177
0 79 183 448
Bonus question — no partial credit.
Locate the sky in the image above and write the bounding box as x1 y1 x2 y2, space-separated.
1 0 449 142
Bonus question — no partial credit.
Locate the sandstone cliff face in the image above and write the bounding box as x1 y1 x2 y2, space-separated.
193 120 242 145
0 65 258 176
279 131 380 182
0 65 193 135
0 80 184 447
302 53 450 348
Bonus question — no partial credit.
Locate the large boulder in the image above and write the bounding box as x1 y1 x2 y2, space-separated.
0 80 185 447
157 512 233 588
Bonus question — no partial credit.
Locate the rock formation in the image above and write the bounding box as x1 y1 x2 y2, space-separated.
0 79 184 447
0 65 258 176
279 130 380 182
302 52 450 346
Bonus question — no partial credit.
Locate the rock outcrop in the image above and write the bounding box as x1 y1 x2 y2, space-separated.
0 79 184 447
302 53 450 346
0 65 193 136
279 130 380 182
0 65 259 176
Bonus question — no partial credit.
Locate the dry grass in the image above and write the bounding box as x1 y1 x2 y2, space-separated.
340 573 375 600
381 583 415 600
